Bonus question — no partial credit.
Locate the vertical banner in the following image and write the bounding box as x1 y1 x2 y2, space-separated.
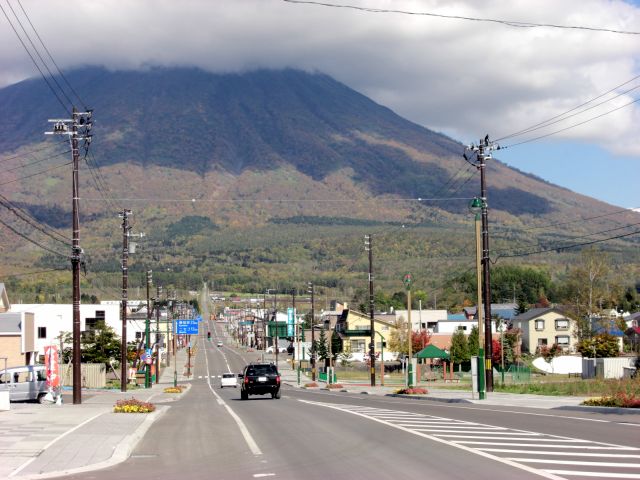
44 345 60 389
287 307 295 337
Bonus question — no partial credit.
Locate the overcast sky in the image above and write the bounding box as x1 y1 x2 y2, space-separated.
1 0 639 207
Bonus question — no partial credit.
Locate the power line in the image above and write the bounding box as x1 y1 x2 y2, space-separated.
0 140 67 164
502 96 640 149
0 160 72 186
0 216 67 257
496 228 640 260
79 195 476 204
4 149 71 173
496 73 640 142
0 2 70 114
15 0 87 109
0 194 70 244
282 0 640 35
4 267 68 277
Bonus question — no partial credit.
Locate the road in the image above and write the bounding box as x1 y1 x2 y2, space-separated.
59 315 640 480
62 285 640 480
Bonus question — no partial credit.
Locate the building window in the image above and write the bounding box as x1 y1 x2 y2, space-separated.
37 327 47 339
535 320 545 331
95 310 105 320
537 338 548 347
555 319 569 331
556 336 570 346
457 326 467 331
135 332 143 340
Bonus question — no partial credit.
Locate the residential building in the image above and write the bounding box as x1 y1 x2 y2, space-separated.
335 308 398 355
512 307 577 354
394 309 448 332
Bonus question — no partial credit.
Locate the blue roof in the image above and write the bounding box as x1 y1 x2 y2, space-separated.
593 325 625 337
447 313 467 321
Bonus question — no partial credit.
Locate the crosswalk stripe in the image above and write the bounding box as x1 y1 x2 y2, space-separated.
299 400 640 479
511 459 640 468
481 449 640 458
543 470 640 478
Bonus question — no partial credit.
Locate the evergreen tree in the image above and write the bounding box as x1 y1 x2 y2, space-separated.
449 329 470 365
316 329 329 361
467 325 479 356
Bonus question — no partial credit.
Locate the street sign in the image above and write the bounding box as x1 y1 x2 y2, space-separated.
175 319 199 335
287 307 295 337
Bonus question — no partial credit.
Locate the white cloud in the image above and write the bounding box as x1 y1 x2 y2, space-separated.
0 0 639 156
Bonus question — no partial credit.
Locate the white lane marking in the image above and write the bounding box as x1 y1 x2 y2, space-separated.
437 436 588 442
458 442 633 449
481 449 640 458
544 470 640 478
9 411 105 477
203 337 262 456
312 391 614 424
299 400 564 480
434 432 541 437
253 474 276 478
511 459 640 468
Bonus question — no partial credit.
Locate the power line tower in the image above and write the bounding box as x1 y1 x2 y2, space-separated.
465 135 500 392
365 234 375 387
45 107 92 405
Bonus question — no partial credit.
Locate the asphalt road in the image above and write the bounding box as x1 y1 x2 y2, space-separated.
61 318 640 480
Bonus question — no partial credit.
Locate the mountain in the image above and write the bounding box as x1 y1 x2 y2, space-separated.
0 67 638 297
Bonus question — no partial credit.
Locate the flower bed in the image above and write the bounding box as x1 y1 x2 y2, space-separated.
582 393 640 408
114 398 156 413
164 386 183 394
395 387 428 395
326 384 344 389
304 382 319 388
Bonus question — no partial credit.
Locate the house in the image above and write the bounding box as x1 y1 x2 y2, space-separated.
512 307 577 354
335 308 398 355
394 309 448 333
463 303 518 322
0 285 37 367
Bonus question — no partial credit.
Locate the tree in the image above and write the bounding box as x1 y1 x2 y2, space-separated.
388 318 409 355
412 330 431 353
467 325 479 356
339 345 353 367
449 329 470 366
81 320 122 366
577 333 620 358
316 329 329 361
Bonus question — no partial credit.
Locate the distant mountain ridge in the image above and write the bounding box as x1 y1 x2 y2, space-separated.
0 66 638 248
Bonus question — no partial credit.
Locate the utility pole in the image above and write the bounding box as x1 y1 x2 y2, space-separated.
46 108 92 405
365 235 375 387
145 270 152 389
470 197 485 399
466 135 499 392
119 209 131 392
308 282 316 382
155 284 162 384
274 290 278 367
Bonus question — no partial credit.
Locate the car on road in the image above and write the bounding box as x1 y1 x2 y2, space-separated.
0 365 48 403
217 341 223 347
240 363 280 400
220 372 237 388
265 346 287 354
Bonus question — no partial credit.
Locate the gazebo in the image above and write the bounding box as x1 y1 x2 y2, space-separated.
415 344 454 381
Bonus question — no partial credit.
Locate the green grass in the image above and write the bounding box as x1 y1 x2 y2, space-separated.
492 378 640 397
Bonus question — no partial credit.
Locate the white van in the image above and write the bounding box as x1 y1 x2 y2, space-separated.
0 365 49 403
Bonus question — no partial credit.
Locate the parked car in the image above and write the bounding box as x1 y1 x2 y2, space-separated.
266 346 287 354
220 372 237 388
0 365 48 403
239 363 280 399
217 341 224 347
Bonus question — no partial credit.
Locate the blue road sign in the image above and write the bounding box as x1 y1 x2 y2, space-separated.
175 319 199 335
287 307 295 336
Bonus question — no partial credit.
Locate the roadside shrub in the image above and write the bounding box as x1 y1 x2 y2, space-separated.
114 398 156 413
304 382 319 388
396 387 428 395
326 384 344 389
582 393 640 408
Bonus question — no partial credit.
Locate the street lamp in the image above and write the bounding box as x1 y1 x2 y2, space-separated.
470 197 486 400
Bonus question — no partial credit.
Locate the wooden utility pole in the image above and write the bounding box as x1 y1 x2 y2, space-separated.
120 209 131 392
365 235 375 387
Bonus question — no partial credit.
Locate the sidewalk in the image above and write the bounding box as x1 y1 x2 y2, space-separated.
1 347 192 480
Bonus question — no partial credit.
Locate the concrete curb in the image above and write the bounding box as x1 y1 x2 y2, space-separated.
554 405 640 415
385 393 473 403
19 405 169 480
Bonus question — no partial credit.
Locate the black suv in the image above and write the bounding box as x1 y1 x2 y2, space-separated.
240 363 281 400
